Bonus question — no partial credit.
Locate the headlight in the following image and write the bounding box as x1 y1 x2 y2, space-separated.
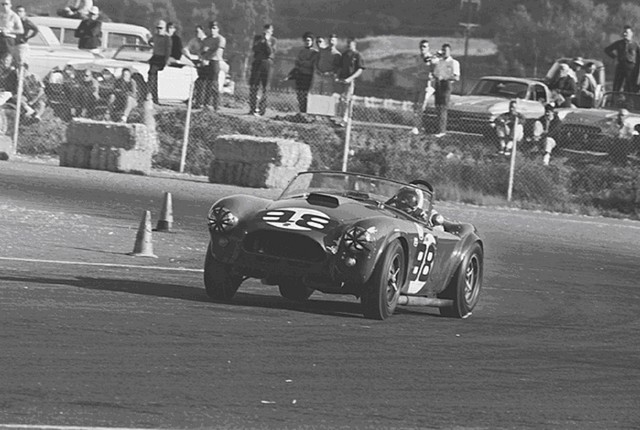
207 206 238 232
342 226 374 252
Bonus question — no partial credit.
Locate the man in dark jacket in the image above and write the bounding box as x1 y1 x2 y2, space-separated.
604 25 640 92
74 6 101 52
248 23 276 116
550 63 577 107
147 19 172 105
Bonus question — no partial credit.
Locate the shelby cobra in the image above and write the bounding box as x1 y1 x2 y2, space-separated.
205 171 484 320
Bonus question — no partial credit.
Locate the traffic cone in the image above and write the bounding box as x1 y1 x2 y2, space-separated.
155 192 173 232
128 210 157 258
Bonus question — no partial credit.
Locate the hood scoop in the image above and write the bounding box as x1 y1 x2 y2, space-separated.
306 193 340 208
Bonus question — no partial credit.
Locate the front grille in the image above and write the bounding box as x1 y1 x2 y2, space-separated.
243 230 326 263
558 124 604 150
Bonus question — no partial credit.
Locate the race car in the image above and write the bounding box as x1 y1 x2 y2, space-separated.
205 171 484 320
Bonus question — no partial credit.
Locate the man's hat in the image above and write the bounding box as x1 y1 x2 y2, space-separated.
89 6 99 15
156 19 167 29
572 57 584 67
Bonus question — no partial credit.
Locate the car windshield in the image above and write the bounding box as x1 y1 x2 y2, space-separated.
469 79 528 98
280 171 433 215
601 92 640 113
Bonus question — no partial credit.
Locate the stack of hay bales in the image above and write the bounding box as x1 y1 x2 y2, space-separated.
59 119 158 175
208 134 312 188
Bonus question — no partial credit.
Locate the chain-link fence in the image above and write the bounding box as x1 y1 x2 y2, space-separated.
4 60 640 220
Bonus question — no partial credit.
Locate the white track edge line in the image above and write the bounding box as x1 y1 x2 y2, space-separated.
0 257 203 273
0 426 169 430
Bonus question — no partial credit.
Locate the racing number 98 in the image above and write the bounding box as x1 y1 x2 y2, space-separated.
410 234 436 282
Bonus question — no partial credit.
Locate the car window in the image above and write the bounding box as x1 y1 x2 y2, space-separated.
533 85 547 102
470 80 528 99
49 26 63 42
107 33 147 49
602 93 640 112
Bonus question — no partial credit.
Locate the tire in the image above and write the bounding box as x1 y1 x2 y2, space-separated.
361 241 405 320
278 282 314 301
204 244 241 301
439 242 483 318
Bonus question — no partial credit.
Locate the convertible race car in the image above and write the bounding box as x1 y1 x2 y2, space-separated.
205 171 484 320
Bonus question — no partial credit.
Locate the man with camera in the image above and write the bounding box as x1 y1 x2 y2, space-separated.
432 43 459 137
0 0 23 58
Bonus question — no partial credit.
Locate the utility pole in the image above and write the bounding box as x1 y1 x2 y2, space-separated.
459 0 481 94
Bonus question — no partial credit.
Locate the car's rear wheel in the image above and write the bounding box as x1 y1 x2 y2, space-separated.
361 241 405 320
278 282 314 301
204 244 241 301
439 242 483 318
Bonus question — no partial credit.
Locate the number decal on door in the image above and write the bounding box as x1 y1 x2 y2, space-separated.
407 233 437 294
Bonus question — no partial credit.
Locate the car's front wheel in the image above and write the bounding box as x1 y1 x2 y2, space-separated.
204 244 241 301
361 241 405 320
278 282 314 301
439 242 483 318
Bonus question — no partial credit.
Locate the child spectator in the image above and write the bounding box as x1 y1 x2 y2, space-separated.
107 67 137 122
335 37 365 126
166 22 183 63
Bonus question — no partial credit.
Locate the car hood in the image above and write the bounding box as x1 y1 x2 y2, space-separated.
68 58 145 74
449 96 544 118
32 46 95 59
563 108 621 125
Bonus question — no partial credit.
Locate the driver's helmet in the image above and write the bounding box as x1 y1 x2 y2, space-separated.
394 186 424 213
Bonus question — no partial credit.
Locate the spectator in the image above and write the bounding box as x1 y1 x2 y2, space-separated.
13 5 38 66
147 19 172 105
248 23 276 116
530 104 560 166
57 0 92 19
432 43 459 137
0 0 24 58
604 25 640 93
550 63 577 108
166 22 183 63
412 39 437 134
335 37 365 126
182 24 207 108
74 6 101 53
291 31 317 113
200 20 226 111
77 68 99 117
107 67 137 122
576 62 598 108
311 33 341 96
14 63 45 122
603 107 636 162
494 100 524 156
0 51 15 90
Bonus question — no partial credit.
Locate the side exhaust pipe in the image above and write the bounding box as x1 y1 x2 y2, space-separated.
398 295 453 307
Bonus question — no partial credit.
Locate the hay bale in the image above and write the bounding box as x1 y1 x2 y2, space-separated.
61 120 154 175
208 134 312 188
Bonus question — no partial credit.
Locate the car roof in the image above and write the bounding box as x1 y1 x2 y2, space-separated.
30 16 151 36
478 76 541 85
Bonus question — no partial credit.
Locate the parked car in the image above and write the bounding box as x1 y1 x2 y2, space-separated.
58 44 199 103
25 24 96 79
30 16 151 57
424 76 549 137
554 92 640 162
204 170 484 320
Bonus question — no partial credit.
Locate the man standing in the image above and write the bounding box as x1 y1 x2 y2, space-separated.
336 37 365 126
74 6 101 53
604 25 640 92
432 43 459 137
311 33 341 96
147 19 172 105
200 21 226 111
183 25 207 108
248 23 276 116
13 5 35 66
166 22 183 63
0 0 23 59
292 31 317 113
412 39 437 134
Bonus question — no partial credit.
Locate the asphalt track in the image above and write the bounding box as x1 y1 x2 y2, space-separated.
1 162 639 430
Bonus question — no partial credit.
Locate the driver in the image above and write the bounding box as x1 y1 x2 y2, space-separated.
387 186 428 221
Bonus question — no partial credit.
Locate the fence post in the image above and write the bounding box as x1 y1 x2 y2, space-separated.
11 65 24 156
341 86 354 172
179 77 195 174
507 115 518 202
